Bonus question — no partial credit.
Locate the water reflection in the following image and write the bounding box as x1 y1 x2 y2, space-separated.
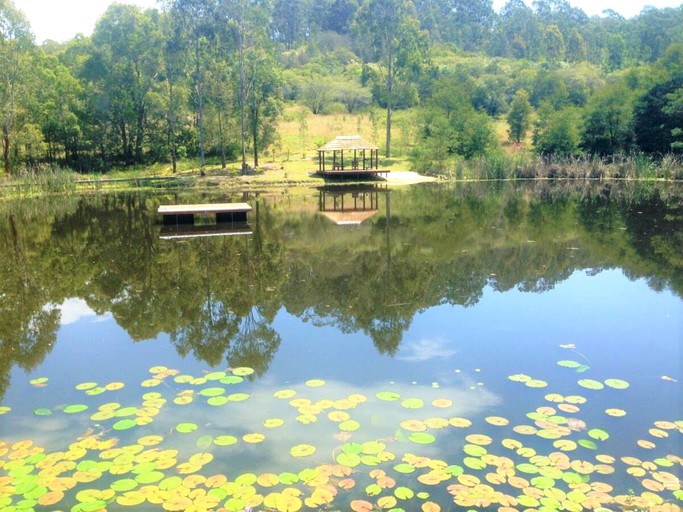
318 184 387 225
0 182 681 399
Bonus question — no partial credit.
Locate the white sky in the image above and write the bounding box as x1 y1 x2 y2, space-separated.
16 0 683 44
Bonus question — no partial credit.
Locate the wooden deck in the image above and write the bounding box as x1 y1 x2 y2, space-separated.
318 169 390 180
158 203 252 225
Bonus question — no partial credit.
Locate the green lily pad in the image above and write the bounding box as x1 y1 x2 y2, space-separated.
213 435 238 446
63 404 88 414
199 387 226 397
408 432 436 444
232 367 254 376
588 428 609 441
159 476 183 491
207 396 229 406
336 452 361 467
176 422 198 433
278 472 300 484
463 457 486 470
401 398 424 409
220 375 243 385
604 378 629 389
578 379 604 390
113 419 138 431
531 476 556 489
394 487 414 500
33 408 52 416
376 391 401 401
393 463 416 474
110 478 138 492
578 439 598 450
135 471 165 484
557 360 582 368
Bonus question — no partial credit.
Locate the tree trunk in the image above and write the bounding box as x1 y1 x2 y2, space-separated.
239 27 247 174
167 78 177 173
218 110 226 169
3 123 10 174
385 55 393 158
196 37 206 169
252 107 259 168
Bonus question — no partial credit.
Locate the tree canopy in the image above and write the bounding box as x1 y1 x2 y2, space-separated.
0 0 682 174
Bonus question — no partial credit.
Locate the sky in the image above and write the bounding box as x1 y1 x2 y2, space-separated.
16 0 683 44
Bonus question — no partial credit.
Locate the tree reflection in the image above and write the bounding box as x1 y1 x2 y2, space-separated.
0 182 681 399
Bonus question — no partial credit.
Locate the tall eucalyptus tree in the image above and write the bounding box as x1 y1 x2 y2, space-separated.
161 0 218 169
0 0 33 174
353 0 428 157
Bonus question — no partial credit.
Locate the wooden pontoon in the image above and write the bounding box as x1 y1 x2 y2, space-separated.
158 203 252 225
317 135 388 179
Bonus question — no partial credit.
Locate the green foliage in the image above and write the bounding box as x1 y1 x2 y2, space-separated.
582 82 635 155
533 103 582 158
507 89 533 143
634 74 683 154
411 76 496 173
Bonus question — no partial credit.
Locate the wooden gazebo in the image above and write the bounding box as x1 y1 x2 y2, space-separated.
317 135 385 178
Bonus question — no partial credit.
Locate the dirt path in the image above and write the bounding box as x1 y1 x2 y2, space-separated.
383 171 437 185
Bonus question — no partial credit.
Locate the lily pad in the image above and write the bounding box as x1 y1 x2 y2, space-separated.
578 379 604 390
63 404 88 414
401 398 424 409
112 419 137 431
376 391 401 401
290 444 316 457
176 422 198 434
231 367 254 376
408 432 436 444
604 378 629 389
588 428 610 441
557 360 582 368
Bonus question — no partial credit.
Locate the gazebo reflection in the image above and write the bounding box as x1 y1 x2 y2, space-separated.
318 184 387 225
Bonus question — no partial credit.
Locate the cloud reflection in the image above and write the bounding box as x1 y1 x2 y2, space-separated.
396 337 459 362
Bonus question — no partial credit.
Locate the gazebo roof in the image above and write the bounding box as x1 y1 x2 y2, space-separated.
318 135 379 152
320 210 378 225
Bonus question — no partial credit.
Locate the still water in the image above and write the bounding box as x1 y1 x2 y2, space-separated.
0 182 681 512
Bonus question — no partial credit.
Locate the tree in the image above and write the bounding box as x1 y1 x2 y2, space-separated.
353 0 428 157
411 75 495 171
243 47 283 167
633 74 683 154
566 28 587 62
533 103 582 158
90 4 163 165
543 24 565 62
161 0 218 169
0 0 33 174
582 82 635 155
507 89 533 143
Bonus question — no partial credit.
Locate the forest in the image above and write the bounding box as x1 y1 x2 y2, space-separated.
0 0 682 177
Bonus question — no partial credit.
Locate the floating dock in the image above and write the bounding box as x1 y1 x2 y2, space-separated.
158 203 252 225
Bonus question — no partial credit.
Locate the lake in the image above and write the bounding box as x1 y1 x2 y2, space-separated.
0 181 681 512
